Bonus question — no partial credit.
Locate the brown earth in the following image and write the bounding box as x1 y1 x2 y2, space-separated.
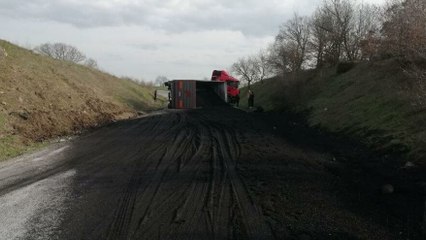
0 40 163 159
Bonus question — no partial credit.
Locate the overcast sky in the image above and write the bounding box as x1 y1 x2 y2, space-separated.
0 0 387 82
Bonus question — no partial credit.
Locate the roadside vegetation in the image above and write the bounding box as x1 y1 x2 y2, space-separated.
0 40 163 161
34 42 98 68
234 0 426 165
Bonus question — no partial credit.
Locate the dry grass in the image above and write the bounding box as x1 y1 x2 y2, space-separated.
0 40 164 161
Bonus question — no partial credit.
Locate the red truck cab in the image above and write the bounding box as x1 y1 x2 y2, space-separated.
211 70 240 104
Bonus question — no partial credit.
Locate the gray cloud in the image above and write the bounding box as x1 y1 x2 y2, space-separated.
0 0 317 36
0 0 387 81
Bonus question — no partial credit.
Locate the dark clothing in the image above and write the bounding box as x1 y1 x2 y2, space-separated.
248 92 254 108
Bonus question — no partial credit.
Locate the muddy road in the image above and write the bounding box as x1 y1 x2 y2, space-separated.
0 106 424 239
0 108 272 240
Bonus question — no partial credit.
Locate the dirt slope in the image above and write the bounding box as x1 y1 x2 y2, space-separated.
241 59 426 165
0 40 162 160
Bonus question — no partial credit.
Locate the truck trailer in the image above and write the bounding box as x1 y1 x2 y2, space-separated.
165 70 239 109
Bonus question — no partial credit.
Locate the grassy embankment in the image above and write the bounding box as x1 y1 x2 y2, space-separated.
241 59 426 165
0 40 164 161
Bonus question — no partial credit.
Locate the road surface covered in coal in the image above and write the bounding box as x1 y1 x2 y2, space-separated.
1 105 422 240
0 107 273 240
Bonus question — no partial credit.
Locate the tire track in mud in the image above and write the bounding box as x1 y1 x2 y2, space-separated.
209 123 270 239
106 112 188 240
130 117 208 239
52 109 272 239
115 110 273 239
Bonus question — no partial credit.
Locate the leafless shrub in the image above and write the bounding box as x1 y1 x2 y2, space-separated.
34 43 86 63
84 58 98 69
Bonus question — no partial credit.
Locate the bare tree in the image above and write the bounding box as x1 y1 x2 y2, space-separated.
323 0 354 62
34 43 86 63
310 2 342 65
308 0 355 65
155 76 169 87
346 3 381 60
309 0 382 65
310 8 331 67
275 13 311 72
231 51 273 89
381 0 426 60
231 56 258 89
254 49 273 83
268 41 294 75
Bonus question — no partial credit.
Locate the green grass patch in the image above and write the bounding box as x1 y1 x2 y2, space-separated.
0 136 46 162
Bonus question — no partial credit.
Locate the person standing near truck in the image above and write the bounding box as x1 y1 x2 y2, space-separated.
248 90 254 108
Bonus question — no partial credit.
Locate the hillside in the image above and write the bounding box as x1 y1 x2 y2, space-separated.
241 59 426 165
0 40 163 160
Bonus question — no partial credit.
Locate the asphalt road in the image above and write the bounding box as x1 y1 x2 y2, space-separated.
0 107 273 240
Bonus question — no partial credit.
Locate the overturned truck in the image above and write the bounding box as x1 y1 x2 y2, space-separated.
165 70 240 109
